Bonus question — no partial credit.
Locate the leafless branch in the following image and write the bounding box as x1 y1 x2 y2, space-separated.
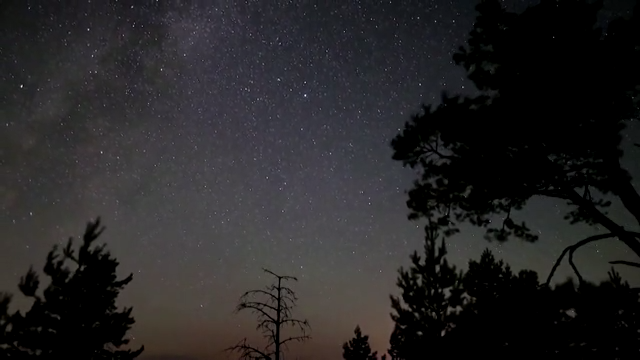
225 338 271 360
279 335 311 351
281 318 309 329
237 302 277 323
243 289 280 303
545 231 640 287
226 269 310 360
263 268 298 282
240 300 279 314
546 233 616 287
609 260 640 269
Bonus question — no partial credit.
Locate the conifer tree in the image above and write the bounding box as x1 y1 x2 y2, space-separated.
386 228 640 357
4 218 144 359
451 250 556 358
342 326 378 360
388 223 463 359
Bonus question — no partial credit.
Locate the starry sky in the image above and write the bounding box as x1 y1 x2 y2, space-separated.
1 1 639 359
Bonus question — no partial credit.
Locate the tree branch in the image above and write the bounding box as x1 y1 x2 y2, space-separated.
422 142 457 161
236 302 276 324
546 231 640 287
281 318 309 329
225 338 271 360
243 289 279 304
227 269 310 360
609 260 640 269
611 167 640 231
62 238 80 265
279 335 311 349
262 268 297 282
241 299 278 314
568 190 640 259
545 233 617 287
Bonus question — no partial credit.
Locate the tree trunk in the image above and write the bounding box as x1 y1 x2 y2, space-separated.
613 172 640 229
275 277 281 360
570 190 640 258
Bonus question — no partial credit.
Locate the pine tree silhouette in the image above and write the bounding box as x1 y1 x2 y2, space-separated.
388 223 463 359
450 249 557 358
2 218 143 359
342 325 378 360
386 240 640 358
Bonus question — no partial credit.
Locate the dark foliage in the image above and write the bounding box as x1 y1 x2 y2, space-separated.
342 326 382 360
0 293 14 356
388 223 464 359
0 218 143 359
391 0 640 258
226 268 310 360
387 228 640 359
450 250 558 359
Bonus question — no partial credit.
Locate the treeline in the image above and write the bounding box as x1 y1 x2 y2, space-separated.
342 224 640 360
1 217 638 359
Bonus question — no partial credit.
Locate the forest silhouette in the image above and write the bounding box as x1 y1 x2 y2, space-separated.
2 0 640 359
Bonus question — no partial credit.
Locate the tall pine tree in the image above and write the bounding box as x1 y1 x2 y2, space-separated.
388 223 463 360
5 218 144 359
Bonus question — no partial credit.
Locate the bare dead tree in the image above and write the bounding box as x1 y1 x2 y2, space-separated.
226 268 311 360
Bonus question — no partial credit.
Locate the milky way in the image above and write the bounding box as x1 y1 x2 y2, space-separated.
1 1 638 359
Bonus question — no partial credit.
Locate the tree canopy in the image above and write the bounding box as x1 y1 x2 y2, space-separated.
391 0 640 260
0 218 143 359
387 228 640 359
342 326 380 360
388 224 464 359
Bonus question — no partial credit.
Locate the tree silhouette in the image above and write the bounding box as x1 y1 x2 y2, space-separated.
0 292 15 357
342 325 380 360
450 250 558 358
0 217 143 359
226 268 310 360
384 233 640 360
386 227 640 358
390 0 640 270
388 223 463 360
557 268 640 358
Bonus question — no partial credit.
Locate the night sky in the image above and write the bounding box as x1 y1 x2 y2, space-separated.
2 1 639 359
